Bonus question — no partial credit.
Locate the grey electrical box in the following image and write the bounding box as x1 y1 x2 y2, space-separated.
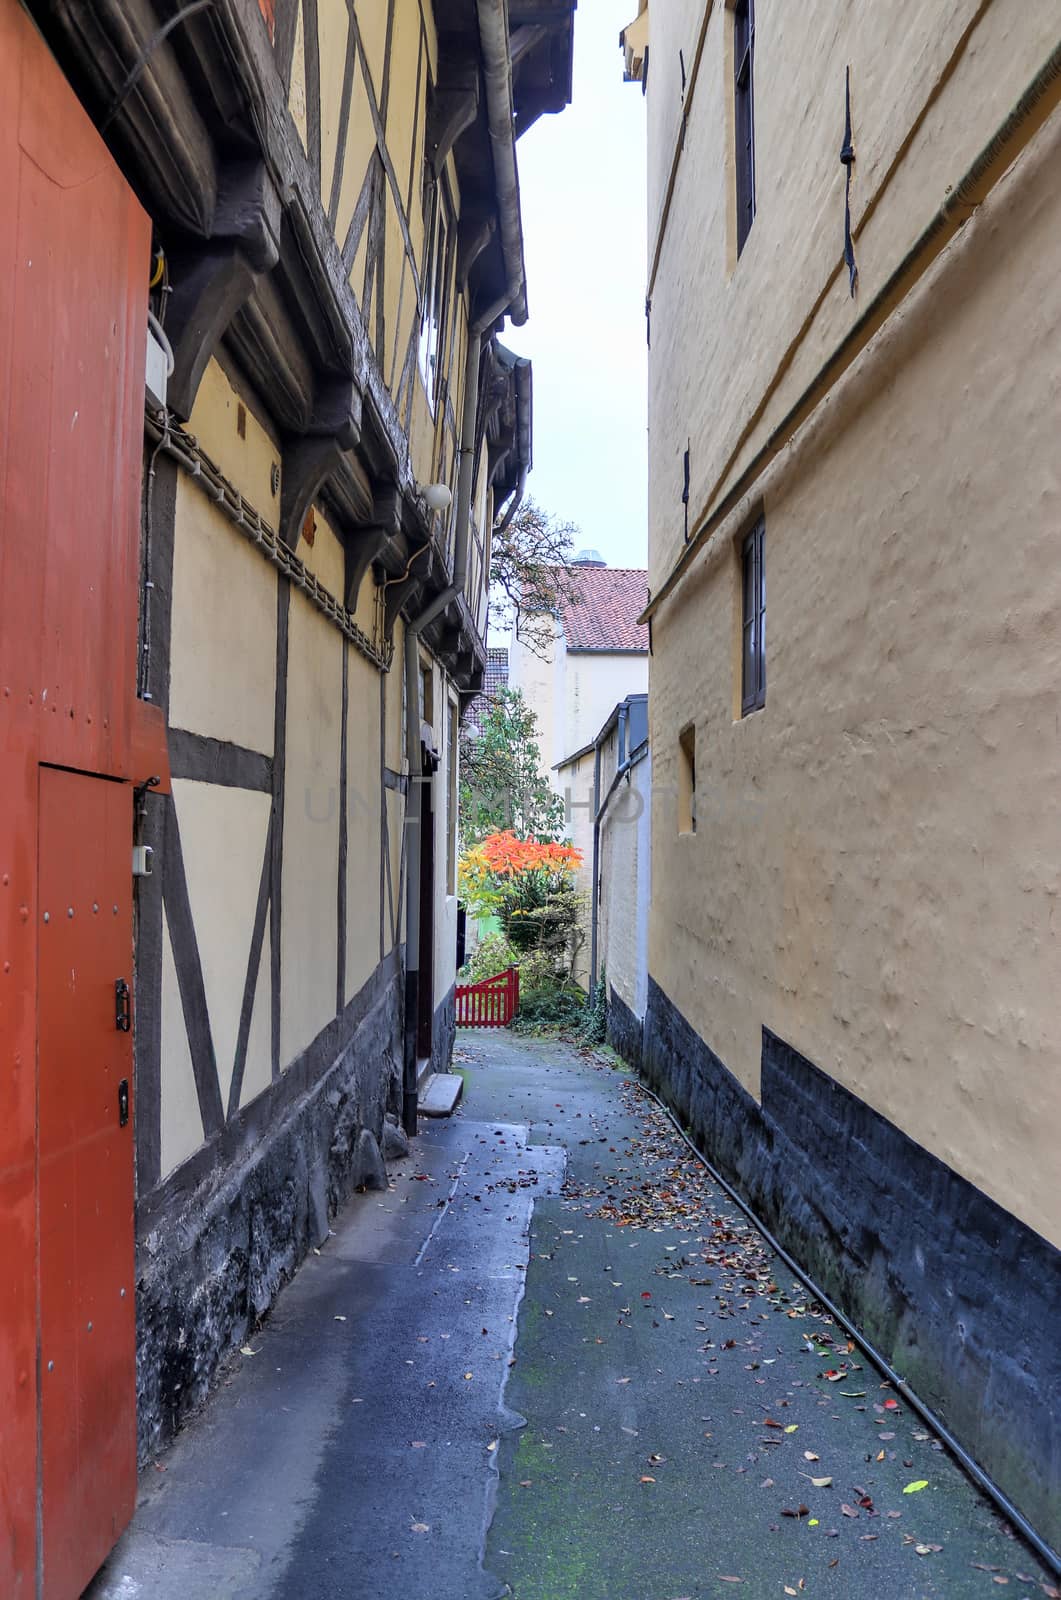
146 326 168 411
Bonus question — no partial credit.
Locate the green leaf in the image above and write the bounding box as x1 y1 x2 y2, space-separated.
903 1480 929 1495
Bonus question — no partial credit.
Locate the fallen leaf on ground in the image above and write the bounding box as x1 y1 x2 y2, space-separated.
840 1504 860 1518
639 1475 656 1484
803 1452 819 1461
903 1480 929 1494
784 1425 799 1434
410 1522 430 1534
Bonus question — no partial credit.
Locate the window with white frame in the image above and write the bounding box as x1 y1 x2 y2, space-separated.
418 177 453 412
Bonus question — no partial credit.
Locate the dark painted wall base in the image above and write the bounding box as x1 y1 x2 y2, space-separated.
606 984 643 1072
431 984 456 1075
134 948 404 1461
640 976 1061 1553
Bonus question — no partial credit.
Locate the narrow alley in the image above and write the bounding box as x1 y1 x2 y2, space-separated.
89 1034 1057 1600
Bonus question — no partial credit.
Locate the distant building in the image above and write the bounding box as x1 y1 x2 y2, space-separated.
464 646 510 736
508 556 648 985
509 556 649 797
622 0 1061 1552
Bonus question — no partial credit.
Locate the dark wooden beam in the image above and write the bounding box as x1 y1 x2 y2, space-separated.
279 380 362 548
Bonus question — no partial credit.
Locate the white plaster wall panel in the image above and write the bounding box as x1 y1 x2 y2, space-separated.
169 478 277 755
159 917 204 1179
281 591 342 1064
171 778 271 1111
300 506 346 601
634 751 651 1016
434 685 458 1009
647 116 1061 1246
318 4 351 211
240 907 272 1108
565 655 650 760
600 746 651 1017
507 615 561 795
187 358 280 513
346 647 382 1001
385 789 404 952
385 621 405 774
561 751 596 990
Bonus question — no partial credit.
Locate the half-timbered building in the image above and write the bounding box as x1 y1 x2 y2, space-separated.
0 1 573 1592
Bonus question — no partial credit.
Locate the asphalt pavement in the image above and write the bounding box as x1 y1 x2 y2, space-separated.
87 1031 1058 1600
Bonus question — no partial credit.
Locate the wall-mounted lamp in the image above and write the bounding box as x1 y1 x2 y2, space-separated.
420 482 453 513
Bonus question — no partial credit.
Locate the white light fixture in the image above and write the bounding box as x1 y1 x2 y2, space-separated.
420 481 452 513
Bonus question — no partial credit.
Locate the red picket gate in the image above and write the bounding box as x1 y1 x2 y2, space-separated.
455 966 520 1028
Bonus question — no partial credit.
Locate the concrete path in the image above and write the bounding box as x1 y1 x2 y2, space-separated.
87 1033 1057 1600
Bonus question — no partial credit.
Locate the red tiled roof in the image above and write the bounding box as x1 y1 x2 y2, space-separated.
557 567 649 652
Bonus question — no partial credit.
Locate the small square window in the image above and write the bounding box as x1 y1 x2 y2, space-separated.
678 724 696 834
741 517 766 715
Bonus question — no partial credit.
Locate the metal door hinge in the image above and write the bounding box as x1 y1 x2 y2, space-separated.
115 978 131 1032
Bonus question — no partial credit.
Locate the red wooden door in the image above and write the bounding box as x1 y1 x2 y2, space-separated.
0 2 149 1591
37 768 137 1598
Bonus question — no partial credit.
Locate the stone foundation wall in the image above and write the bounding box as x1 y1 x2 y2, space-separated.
134 951 403 1459
642 976 1061 1553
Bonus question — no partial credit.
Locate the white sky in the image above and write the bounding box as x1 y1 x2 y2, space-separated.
502 0 648 572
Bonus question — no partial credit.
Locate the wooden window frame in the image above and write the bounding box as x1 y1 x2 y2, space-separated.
418 175 453 415
678 724 697 835
741 516 766 716
733 0 756 257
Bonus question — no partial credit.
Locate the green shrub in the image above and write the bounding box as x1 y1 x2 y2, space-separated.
463 931 517 981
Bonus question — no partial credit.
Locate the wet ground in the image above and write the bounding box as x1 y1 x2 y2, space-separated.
88 1031 1058 1600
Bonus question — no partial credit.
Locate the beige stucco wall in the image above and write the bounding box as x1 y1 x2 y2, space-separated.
565 653 649 768
168 480 277 757
508 617 561 777
647 90 1061 1247
280 589 342 1064
155 0 500 1179
509 617 650 801
346 643 383 1001
645 0 1061 594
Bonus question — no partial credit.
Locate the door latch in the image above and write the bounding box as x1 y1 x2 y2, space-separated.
118 1079 130 1128
115 977 131 1033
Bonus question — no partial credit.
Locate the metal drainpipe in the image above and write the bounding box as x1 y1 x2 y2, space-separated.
476 0 528 325
589 741 602 992
495 464 527 536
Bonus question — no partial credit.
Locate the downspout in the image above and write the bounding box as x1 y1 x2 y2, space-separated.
476 0 528 324
589 741 602 991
